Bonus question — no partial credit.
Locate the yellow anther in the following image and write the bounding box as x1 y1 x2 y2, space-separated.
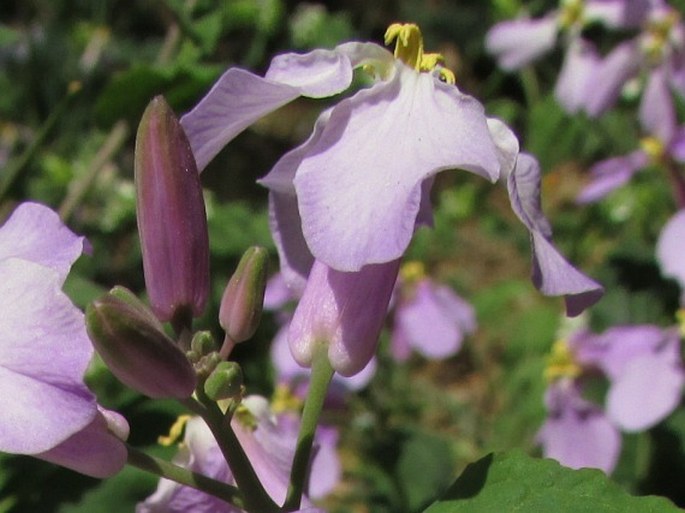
400 261 426 284
385 23 424 70
234 403 258 431
558 0 585 29
640 136 665 162
271 383 303 414
544 340 582 382
677 309 685 338
384 23 457 84
158 414 191 446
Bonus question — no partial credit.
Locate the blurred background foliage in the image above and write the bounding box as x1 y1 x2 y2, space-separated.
1 0 684 512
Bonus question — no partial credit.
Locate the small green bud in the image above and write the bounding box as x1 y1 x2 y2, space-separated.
219 246 268 344
190 330 216 357
203 362 243 401
86 290 197 399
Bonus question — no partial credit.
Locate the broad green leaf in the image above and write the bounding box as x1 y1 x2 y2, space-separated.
423 451 681 513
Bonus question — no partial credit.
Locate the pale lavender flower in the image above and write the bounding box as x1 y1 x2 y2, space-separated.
138 396 338 512
582 3 685 117
390 262 476 361
183 24 601 375
486 1 649 112
538 323 684 473
571 326 685 431
657 209 685 299
537 378 621 473
0 202 128 477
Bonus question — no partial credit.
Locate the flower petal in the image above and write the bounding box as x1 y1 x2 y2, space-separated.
576 150 648 204
38 410 128 478
531 232 604 316
639 66 676 142
393 280 474 359
657 209 685 292
295 65 501 271
606 331 684 431
585 0 650 28
554 39 599 114
507 153 552 237
538 381 621 473
0 202 85 282
0 259 96 454
265 49 353 98
485 16 558 70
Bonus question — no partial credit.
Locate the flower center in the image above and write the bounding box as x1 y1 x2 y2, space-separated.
400 260 426 285
640 136 666 162
384 23 456 84
642 8 681 64
544 339 582 382
558 0 585 29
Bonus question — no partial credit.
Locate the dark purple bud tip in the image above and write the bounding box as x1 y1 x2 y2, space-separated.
86 290 197 399
135 95 210 323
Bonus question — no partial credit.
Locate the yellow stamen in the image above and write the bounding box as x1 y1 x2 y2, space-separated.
384 23 456 84
677 309 685 338
271 383 303 413
158 414 191 446
544 339 582 382
640 136 665 162
558 0 585 29
400 261 426 284
234 403 258 431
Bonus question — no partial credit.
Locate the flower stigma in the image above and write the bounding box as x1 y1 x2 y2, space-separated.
544 339 582 382
384 23 456 84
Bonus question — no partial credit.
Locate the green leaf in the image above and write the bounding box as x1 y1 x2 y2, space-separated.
423 451 681 513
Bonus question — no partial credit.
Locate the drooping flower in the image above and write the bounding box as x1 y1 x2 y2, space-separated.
182 23 601 375
390 261 476 361
137 396 338 512
0 202 128 478
537 324 684 473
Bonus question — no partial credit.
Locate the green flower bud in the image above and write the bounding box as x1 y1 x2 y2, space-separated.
203 362 243 401
86 290 197 398
219 247 268 345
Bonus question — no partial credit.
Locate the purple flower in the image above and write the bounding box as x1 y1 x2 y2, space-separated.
581 4 685 117
390 262 476 361
537 379 621 473
138 396 338 512
571 326 685 431
486 1 649 112
538 324 684 473
657 209 685 299
0 202 128 477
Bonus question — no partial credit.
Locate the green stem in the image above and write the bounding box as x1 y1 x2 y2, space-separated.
284 348 334 511
58 120 129 222
183 396 280 513
126 444 244 508
0 83 81 202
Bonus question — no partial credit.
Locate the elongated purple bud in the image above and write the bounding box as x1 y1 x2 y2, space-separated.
219 246 268 345
135 96 209 323
86 289 197 398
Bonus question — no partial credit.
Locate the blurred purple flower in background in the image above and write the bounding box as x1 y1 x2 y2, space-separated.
657 209 685 301
0 202 128 478
538 324 684 473
389 261 476 361
138 396 339 512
